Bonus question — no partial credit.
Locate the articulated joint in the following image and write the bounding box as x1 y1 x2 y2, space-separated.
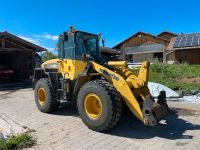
121 69 145 88
126 77 145 88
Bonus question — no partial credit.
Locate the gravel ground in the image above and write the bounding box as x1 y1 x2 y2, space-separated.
0 88 200 150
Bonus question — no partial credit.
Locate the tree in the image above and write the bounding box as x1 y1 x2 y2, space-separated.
42 51 57 62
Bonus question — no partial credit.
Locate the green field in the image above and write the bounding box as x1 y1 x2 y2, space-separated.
149 62 200 92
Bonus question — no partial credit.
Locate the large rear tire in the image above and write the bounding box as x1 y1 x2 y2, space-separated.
77 79 122 132
34 78 59 113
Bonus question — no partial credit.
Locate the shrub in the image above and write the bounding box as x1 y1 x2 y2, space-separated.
0 131 35 150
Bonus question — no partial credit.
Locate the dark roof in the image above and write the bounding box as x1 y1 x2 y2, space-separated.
157 31 177 37
0 31 46 52
113 31 169 49
167 33 200 50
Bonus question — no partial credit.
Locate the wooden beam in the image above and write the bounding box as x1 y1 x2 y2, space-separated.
1 38 5 48
5 32 46 52
174 46 200 50
0 48 33 52
5 39 27 49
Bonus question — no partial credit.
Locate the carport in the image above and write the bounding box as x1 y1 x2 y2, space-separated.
0 32 46 82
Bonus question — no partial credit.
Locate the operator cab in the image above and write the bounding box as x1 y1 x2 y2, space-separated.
58 29 101 63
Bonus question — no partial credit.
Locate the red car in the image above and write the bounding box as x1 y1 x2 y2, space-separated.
0 65 14 79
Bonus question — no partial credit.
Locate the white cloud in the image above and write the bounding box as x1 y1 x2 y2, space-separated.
33 34 58 41
46 47 56 51
43 34 58 41
18 33 58 50
18 35 40 45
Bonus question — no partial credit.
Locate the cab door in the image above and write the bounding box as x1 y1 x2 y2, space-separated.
59 32 87 80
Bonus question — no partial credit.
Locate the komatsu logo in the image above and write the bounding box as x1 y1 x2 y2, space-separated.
99 68 119 81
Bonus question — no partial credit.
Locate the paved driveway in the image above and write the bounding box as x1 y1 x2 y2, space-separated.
0 88 200 150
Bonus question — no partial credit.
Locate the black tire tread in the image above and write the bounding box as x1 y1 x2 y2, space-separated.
35 78 58 113
78 79 122 131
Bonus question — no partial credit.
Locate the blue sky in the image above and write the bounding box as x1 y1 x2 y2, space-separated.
0 0 200 53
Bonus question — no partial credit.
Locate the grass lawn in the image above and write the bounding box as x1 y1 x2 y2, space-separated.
149 62 200 92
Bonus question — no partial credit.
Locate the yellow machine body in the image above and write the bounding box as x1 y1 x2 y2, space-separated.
34 28 169 131
42 59 151 122
42 59 87 80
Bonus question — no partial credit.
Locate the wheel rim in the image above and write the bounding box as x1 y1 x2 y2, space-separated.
84 93 102 119
38 87 46 105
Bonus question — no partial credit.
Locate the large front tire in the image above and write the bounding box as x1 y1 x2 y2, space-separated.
77 80 122 132
34 78 58 113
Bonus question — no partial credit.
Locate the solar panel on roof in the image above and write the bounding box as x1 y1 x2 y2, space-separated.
192 42 199 46
176 36 181 40
185 42 191 47
173 33 200 48
173 43 179 47
179 42 185 47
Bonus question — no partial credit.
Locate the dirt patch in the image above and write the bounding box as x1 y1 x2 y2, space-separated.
178 77 200 85
175 108 200 116
176 141 189 146
0 93 12 99
0 90 18 99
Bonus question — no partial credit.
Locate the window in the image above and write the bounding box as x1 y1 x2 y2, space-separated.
64 34 74 59
58 36 64 58
75 32 86 59
75 32 99 60
86 38 97 52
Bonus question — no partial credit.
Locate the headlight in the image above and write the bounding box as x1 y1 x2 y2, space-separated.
46 63 59 69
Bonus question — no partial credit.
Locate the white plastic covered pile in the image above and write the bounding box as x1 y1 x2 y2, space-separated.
148 82 179 98
148 82 200 103
180 93 200 103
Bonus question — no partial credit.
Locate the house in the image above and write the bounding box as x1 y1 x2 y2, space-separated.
0 31 46 82
157 31 177 41
166 33 200 64
113 31 173 62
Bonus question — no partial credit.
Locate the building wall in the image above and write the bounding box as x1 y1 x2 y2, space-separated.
175 49 200 64
115 33 169 60
0 32 46 82
166 49 200 64
132 53 154 62
166 51 175 63
129 52 163 62
0 51 33 80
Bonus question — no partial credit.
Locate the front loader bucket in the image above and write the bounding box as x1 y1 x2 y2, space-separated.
142 91 169 126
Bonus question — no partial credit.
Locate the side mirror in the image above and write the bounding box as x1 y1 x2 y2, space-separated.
82 53 87 61
82 53 91 62
63 32 68 41
98 32 101 40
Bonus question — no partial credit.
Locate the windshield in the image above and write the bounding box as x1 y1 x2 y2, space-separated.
75 32 99 60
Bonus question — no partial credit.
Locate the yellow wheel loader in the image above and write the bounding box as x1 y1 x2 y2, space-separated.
33 27 169 132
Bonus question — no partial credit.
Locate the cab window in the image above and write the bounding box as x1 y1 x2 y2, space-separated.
75 32 86 59
64 34 74 59
75 32 99 60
